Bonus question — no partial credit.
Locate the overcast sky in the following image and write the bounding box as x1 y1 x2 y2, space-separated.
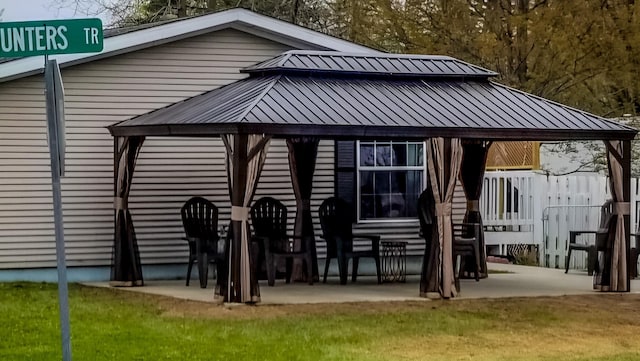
1 0 112 24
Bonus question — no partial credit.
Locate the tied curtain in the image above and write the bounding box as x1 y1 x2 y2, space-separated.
459 140 492 277
287 137 320 282
111 136 145 287
222 134 271 303
595 140 630 291
424 137 464 299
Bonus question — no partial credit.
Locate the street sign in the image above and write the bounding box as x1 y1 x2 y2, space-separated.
46 60 66 176
45 59 72 361
0 18 103 58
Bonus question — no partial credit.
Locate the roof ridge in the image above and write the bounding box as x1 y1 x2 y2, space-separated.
243 51 497 78
235 73 282 123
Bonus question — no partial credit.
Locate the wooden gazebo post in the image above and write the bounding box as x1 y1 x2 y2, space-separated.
623 140 632 292
595 139 632 292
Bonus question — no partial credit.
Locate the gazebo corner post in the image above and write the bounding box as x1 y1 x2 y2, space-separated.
224 133 270 303
287 137 320 282
459 140 492 278
229 133 249 303
110 135 145 287
597 139 631 292
419 180 440 299
623 139 632 292
422 137 464 299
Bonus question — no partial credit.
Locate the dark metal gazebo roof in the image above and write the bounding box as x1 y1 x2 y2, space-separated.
242 50 498 78
108 50 636 141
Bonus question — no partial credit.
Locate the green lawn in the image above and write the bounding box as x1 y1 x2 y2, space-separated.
1 283 640 361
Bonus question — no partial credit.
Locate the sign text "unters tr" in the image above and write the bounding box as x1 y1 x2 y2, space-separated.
0 18 103 58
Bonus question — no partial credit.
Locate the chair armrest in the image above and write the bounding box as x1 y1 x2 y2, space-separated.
451 223 480 242
352 233 380 242
353 234 380 252
570 230 598 236
288 235 315 251
569 230 598 245
251 235 271 253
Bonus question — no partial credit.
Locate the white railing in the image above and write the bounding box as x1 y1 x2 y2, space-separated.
480 171 640 269
481 171 537 230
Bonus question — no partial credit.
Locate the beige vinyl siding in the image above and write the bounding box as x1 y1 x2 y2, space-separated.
0 29 295 269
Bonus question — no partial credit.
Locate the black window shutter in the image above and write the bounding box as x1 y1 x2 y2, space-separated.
335 140 357 219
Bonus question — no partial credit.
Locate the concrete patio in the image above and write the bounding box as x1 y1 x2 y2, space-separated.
85 262 640 305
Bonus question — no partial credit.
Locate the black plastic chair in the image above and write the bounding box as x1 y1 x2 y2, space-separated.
250 197 313 286
452 223 482 283
417 190 481 286
566 200 613 275
181 196 225 288
318 197 381 285
631 237 639 279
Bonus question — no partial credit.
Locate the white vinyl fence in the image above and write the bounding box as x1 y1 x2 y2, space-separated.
480 171 640 270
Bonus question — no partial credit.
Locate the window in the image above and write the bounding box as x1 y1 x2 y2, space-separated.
357 141 424 220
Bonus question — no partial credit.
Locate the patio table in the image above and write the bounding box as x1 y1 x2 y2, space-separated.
381 241 408 283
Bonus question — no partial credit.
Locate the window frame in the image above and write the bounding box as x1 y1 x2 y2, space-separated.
356 140 427 223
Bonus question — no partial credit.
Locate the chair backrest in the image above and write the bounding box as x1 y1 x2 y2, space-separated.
181 196 219 242
598 199 614 231
596 199 615 249
318 197 354 254
452 223 481 241
251 197 288 239
417 189 435 236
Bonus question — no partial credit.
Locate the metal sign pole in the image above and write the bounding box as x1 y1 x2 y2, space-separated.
45 58 72 361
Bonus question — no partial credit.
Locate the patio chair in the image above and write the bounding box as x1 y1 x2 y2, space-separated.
318 197 381 285
630 229 640 279
452 223 482 283
566 200 613 276
417 190 481 285
250 197 314 286
181 196 226 288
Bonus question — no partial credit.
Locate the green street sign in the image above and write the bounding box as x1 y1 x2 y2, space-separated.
0 18 103 58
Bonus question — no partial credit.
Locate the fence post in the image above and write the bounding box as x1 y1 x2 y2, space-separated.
532 173 545 265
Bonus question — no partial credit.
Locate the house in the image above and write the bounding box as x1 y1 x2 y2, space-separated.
1 9 633 294
0 9 440 282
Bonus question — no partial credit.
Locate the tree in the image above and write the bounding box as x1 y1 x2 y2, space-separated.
89 0 317 27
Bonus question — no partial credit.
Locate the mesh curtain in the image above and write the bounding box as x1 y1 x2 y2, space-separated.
222 134 271 303
459 140 492 277
111 136 145 287
423 137 463 299
287 137 320 282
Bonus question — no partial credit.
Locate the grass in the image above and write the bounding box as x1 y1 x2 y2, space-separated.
1 283 640 360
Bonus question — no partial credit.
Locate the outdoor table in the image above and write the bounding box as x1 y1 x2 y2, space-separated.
380 241 408 283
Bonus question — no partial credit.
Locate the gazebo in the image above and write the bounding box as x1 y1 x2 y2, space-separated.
107 50 637 303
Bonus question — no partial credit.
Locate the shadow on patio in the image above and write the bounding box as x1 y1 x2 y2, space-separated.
85 262 640 305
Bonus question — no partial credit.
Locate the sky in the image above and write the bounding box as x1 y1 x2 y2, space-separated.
1 0 113 24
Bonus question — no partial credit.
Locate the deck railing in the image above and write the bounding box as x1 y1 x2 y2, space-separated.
480 171 640 269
